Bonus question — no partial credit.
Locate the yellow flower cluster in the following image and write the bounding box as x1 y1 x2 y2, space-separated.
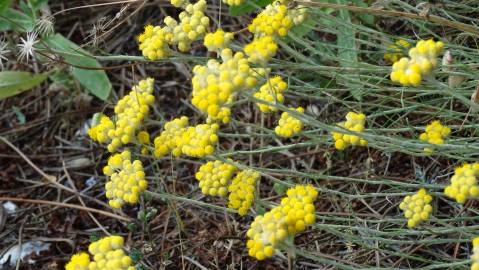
444 163 479 204
87 236 134 270
103 151 148 208
204 29 234 53
138 25 170 60
137 130 150 155
390 39 444 86
228 169 260 216
471 237 479 270
192 49 257 123
103 150 148 209
244 35 278 65
138 0 209 59
65 252 90 270
331 112 368 150
274 107 305 138
66 236 134 270
195 160 237 196
399 188 433 228
248 2 293 37
88 78 155 153
153 116 189 157
153 116 219 158
419 120 451 154
253 76 288 112
246 185 317 260
384 39 411 63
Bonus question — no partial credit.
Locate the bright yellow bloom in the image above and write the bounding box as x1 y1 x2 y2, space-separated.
248 1 293 37
88 78 155 153
180 123 219 157
153 116 190 157
137 130 150 155
275 107 305 138
390 39 444 86
399 188 433 228
384 39 411 63
138 25 170 60
419 120 450 154
204 29 234 52
244 36 278 65
195 160 237 196
192 49 257 123
103 150 148 208
65 252 90 270
228 169 260 216
246 184 317 260
331 112 368 150
253 76 288 113
471 237 479 270
170 0 189 8
87 236 135 270
444 163 479 204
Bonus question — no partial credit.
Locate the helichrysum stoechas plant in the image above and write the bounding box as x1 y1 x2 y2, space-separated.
103 150 148 208
65 252 90 270
253 76 288 112
331 112 368 150
471 237 479 270
195 160 237 196
192 48 257 123
246 185 317 260
399 188 433 228
228 169 260 216
275 106 305 138
66 236 134 270
444 163 479 204
383 39 411 63
419 120 451 154
244 36 278 65
203 29 234 53
88 78 155 153
153 116 190 157
390 39 444 86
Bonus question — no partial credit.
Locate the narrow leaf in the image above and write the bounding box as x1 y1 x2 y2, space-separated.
0 71 47 100
43 34 112 100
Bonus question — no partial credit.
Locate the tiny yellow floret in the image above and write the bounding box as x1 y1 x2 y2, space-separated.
471 237 479 270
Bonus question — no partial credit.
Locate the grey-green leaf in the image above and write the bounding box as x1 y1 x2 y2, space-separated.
43 34 112 100
0 71 48 100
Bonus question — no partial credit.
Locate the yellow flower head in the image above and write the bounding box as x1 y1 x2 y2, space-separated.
153 116 189 157
253 76 288 113
196 159 237 197
171 0 209 52
246 184 317 260
384 39 411 63
192 48 257 123
204 29 234 52
228 169 260 216
419 120 450 154
244 36 278 65
137 130 151 155
275 106 305 138
87 236 135 270
390 39 444 86
103 150 148 208
138 25 170 60
331 111 368 150
444 163 479 204
65 252 90 270
88 78 155 153
471 237 479 270
399 188 433 228
248 1 293 37
180 123 219 157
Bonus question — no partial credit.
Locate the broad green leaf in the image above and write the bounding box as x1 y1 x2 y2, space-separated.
0 0 14 14
0 8 34 31
0 71 48 100
44 34 112 100
229 0 273 16
336 0 362 101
